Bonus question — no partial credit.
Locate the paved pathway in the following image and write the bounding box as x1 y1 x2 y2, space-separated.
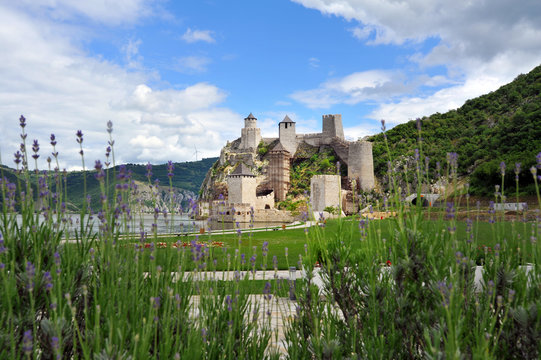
188 294 297 357
60 220 318 244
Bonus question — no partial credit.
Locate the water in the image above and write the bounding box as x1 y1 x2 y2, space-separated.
13 213 288 236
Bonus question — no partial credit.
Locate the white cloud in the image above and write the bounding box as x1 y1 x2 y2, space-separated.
122 39 143 69
182 28 216 43
12 0 158 25
349 26 372 41
292 0 541 125
0 3 240 170
174 56 212 73
290 70 403 108
309 57 320 68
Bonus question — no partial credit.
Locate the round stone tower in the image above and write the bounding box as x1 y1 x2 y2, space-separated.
278 115 297 155
227 163 257 204
240 113 261 150
347 141 375 191
268 142 291 202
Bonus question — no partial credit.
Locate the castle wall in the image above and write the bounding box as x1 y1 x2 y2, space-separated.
210 203 293 223
240 127 261 150
279 122 297 154
322 114 344 140
255 192 275 209
227 176 257 205
310 175 341 212
298 133 322 147
348 141 375 191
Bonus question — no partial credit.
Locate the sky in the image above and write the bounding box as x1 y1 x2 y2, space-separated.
1 0 541 170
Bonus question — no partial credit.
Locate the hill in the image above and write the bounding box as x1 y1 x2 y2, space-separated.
1 157 218 211
370 64 541 195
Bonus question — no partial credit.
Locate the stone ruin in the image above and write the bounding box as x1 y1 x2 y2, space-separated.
204 112 376 222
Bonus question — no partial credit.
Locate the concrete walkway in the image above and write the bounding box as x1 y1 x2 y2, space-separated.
60 220 318 244
188 294 297 357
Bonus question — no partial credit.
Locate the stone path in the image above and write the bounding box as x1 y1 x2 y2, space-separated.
188 294 297 357
60 220 318 244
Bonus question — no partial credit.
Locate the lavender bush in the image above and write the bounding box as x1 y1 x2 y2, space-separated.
0 115 539 359
0 117 276 359
284 119 541 359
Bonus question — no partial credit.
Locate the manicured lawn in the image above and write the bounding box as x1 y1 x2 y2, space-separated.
78 214 538 271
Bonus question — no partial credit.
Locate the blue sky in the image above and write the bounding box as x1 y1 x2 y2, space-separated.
1 0 541 170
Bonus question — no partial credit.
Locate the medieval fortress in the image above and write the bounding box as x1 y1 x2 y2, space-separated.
200 113 375 222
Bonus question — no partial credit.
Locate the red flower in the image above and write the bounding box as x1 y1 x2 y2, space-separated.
386 260 392 266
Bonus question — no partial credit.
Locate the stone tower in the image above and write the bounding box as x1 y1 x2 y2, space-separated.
240 113 262 150
227 163 257 204
310 175 341 212
322 114 344 140
268 142 291 202
278 115 297 155
348 141 375 191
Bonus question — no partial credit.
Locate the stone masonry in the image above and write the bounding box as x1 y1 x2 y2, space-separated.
310 175 341 212
227 163 257 205
240 113 261 150
278 115 297 155
347 141 375 191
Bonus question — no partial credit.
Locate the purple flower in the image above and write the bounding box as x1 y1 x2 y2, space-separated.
43 271 53 291
32 139 40 160
380 119 386 132
13 151 22 165
263 281 272 301
262 241 269 257
500 161 506 176
446 202 455 220
167 160 174 178
107 120 113 134
515 163 521 181
50 134 57 146
201 327 207 342
51 336 59 357
54 252 61 274
19 115 26 128
22 330 32 355
26 261 36 292
225 295 232 311
146 162 152 179
76 130 83 144
94 160 105 180
151 296 161 309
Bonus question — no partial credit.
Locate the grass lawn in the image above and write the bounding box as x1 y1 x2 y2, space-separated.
73 213 538 271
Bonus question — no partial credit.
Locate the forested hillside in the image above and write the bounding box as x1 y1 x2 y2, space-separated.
0 157 218 211
370 64 541 195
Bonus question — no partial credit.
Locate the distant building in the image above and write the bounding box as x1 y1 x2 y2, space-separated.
239 113 261 151
208 112 376 221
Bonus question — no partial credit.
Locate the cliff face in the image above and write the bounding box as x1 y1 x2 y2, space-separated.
199 137 272 201
132 180 197 213
199 136 342 202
